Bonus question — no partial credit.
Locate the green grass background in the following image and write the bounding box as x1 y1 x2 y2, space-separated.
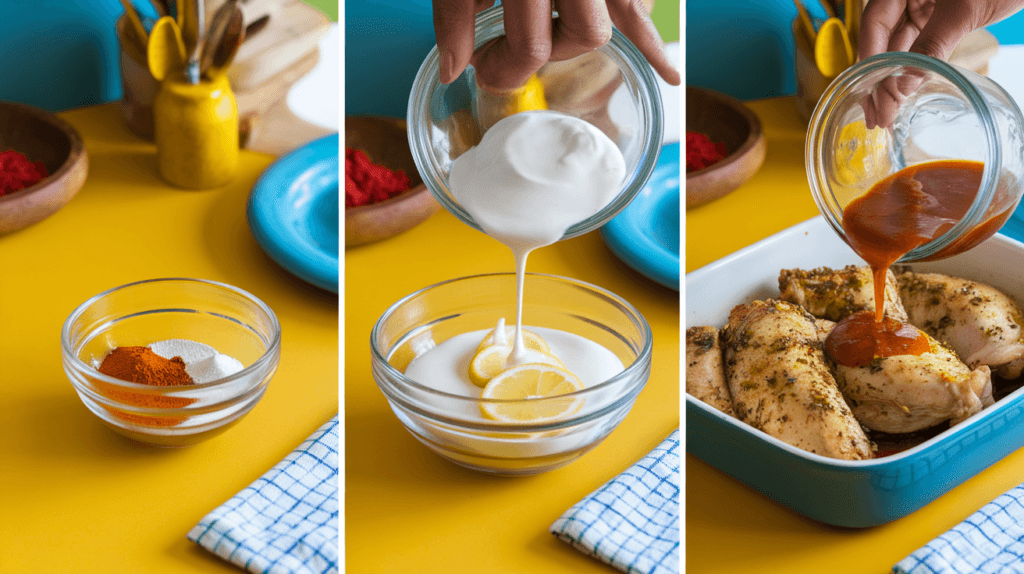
303 0 338 21
652 0 680 43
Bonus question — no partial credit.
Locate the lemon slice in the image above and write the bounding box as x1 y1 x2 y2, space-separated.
479 363 585 422
476 326 551 354
468 345 565 388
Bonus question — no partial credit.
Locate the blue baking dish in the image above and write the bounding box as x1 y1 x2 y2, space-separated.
686 216 1024 527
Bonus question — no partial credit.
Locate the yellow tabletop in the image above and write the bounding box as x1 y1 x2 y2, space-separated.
345 204 680 569
685 96 1024 574
0 104 338 571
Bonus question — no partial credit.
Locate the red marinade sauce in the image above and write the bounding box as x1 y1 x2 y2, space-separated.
825 310 929 368
825 160 1006 367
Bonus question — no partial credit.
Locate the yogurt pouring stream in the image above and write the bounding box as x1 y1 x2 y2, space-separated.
448 110 627 364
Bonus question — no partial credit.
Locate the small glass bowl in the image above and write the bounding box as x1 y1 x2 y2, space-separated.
371 273 653 476
62 278 282 447
406 5 664 241
806 52 1024 262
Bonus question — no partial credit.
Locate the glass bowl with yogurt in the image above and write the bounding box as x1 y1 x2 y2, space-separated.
62 278 281 447
370 272 653 476
406 4 664 241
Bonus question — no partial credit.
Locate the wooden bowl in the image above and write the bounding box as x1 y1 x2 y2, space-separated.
686 86 766 208
0 101 89 234
345 116 440 247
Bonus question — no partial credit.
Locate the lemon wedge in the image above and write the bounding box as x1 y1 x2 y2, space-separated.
478 74 548 131
476 326 551 354
508 74 548 113
468 345 565 388
834 120 888 188
479 363 585 422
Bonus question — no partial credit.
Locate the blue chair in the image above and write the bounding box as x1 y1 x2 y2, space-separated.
686 0 808 101
0 1 125 112
345 0 436 118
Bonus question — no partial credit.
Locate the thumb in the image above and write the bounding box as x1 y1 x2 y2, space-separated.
907 2 974 61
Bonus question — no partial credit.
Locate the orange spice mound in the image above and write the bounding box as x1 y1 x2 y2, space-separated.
98 346 194 386
97 346 196 427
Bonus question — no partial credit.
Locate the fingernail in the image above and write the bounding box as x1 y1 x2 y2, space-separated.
440 47 455 84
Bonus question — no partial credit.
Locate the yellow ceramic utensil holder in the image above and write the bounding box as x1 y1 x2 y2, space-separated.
153 72 239 189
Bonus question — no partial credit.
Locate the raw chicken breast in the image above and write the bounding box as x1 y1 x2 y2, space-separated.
721 300 872 460
685 326 735 416
896 268 1024 379
779 265 908 322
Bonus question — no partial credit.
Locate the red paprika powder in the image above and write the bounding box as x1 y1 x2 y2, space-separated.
97 346 196 428
0 149 49 196
686 131 728 173
345 148 412 208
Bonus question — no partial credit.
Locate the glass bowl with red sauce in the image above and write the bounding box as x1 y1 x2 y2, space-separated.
806 52 1024 264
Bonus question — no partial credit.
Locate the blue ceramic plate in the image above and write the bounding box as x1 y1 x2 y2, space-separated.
601 142 680 290
247 134 339 292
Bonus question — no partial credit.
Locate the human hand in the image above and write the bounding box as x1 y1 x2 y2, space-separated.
859 0 1024 62
858 0 1024 128
432 0 680 93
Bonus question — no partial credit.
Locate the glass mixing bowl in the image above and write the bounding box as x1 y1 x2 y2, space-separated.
806 52 1024 262
62 278 281 447
406 5 664 240
371 273 652 476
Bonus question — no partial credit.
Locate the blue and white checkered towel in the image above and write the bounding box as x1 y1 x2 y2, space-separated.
187 415 339 574
550 429 680 574
893 482 1024 574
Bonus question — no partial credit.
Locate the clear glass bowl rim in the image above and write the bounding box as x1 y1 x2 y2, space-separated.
806 51 1005 262
62 277 283 393
406 4 665 241
369 272 654 429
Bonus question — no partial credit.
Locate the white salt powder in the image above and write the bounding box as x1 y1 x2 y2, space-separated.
149 339 217 365
149 338 245 384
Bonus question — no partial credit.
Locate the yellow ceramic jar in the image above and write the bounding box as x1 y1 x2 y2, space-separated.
154 72 238 189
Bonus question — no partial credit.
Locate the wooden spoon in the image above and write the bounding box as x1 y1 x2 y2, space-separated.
201 0 245 81
147 16 187 82
815 17 854 77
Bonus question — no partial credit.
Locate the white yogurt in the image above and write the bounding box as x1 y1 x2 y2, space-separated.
404 326 625 420
448 111 626 363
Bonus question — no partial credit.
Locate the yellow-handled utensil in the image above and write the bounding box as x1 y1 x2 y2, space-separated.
846 0 861 53
182 0 205 83
147 15 187 82
815 17 855 77
794 0 817 45
817 0 837 19
119 0 149 45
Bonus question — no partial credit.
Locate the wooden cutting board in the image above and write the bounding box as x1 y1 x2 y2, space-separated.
243 24 337 155
949 28 1000 76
